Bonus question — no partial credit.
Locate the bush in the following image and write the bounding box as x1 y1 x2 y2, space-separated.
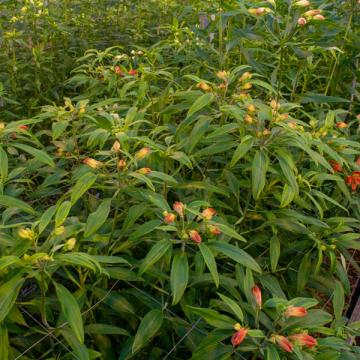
0 1 359 359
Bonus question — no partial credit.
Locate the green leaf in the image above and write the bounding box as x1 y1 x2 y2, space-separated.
209 242 261 273
170 252 189 305
56 253 102 273
38 205 57 234
84 324 130 336
55 283 84 344
0 256 20 272
12 143 55 167
199 243 219 288
270 236 280 273
0 147 8 183
0 325 9 360
218 293 244 322
132 309 164 354
0 195 36 215
213 223 247 242
0 276 24 323
266 345 280 360
230 136 254 167
55 201 72 227
84 198 111 237
333 281 344 321
129 220 162 241
70 173 97 205
188 307 234 329
138 239 172 275
252 150 268 200
187 93 215 118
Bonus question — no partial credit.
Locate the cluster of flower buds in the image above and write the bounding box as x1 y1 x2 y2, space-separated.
271 332 317 352
244 103 256 124
166 202 221 244
114 66 138 77
329 160 342 173
234 71 253 101
346 171 360 191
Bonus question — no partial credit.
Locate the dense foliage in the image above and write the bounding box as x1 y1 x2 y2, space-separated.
0 1 360 359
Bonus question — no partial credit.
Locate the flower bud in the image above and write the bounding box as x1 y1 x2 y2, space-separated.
0 122 5 130
289 334 317 348
18 125 29 131
208 225 221 235
239 72 252 82
137 167 152 175
252 286 262 307
231 328 248 347
114 66 124 76
202 208 216 220
335 122 347 129
111 140 121 153
173 202 185 217
284 306 307 318
217 70 229 80
247 104 256 113
18 228 34 240
196 82 212 92
304 9 321 17
64 237 76 251
294 0 310 6
83 157 102 169
245 114 253 124
241 83 252 90
218 83 227 90
313 14 325 20
233 323 242 331
135 147 151 160
117 159 127 170
329 160 342 173
270 99 280 110
128 69 138 76
189 230 202 244
297 17 307 26
273 335 293 353
163 211 176 224
54 226 65 236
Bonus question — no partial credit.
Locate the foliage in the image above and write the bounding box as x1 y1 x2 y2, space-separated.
0 0 360 359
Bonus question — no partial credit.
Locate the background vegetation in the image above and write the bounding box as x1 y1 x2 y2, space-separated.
0 1 359 359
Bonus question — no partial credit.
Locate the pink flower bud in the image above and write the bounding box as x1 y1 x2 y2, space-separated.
173 202 184 217
231 328 248 347
189 230 202 244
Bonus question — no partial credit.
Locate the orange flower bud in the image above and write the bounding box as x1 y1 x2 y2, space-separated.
217 70 229 80
136 147 151 160
137 167 152 175
173 202 185 217
251 286 262 307
111 140 121 152
356 157 360 165
231 328 248 347
304 9 321 17
208 225 221 235
239 72 252 82
19 125 29 131
218 83 227 90
263 129 271 136
189 230 202 244
284 306 307 318
241 83 252 90
297 17 307 26
202 208 216 220
329 160 342 173
163 211 176 224
245 114 253 124
313 14 325 20
294 0 310 6
335 122 347 129
83 157 102 169
114 66 124 76
117 159 127 170
273 335 293 353
196 82 212 92
128 69 138 76
289 334 317 348
247 104 256 113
